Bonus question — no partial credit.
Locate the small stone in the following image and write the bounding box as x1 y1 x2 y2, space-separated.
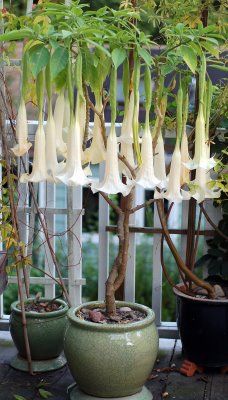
171 363 176 368
162 392 169 398
119 307 132 312
193 286 208 296
110 315 122 322
89 310 104 323
81 308 90 314
214 284 225 298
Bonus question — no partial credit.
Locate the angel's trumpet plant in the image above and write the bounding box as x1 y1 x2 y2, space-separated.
20 71 48 183
191 167 221 203
136 121 160 189
54 91 67 158
180 83 191 186
11 98 32 157
91 124 133 196
136 66 160 189
185 56 216 171
133 53 142 166
119 91 135 178
153 95 168 190
45 64 64 181
91 67 132 196
57 100 90 187
163 83 190 203
11 54 31 156
85 92 106 164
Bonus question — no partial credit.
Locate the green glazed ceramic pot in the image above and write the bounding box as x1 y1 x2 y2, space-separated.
64 301 159 398
10 298 68 361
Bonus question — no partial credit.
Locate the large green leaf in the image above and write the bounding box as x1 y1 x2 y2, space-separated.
0 29 33 42
111 48 127 69
201 41 219 58
180 45 197 73
137 47 153 66
50 46 69 79
29 45 50 78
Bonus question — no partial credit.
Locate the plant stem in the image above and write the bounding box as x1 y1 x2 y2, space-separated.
156 199 215 298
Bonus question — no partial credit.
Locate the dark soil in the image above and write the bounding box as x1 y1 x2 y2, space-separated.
18 300 62 313
76 306 146 324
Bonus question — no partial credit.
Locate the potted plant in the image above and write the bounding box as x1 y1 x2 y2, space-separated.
0 0 226 395
0 155 69 373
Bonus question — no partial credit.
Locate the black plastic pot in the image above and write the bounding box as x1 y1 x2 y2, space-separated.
174 285 228 367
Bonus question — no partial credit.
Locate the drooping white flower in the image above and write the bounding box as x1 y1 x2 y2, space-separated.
163 145 190 203
191 167 221 203
11 99 32 157
91 125 133 196
85 96 106 164
54 92 67 158
136 124 160 189
20 123 48 183
153 132 167 189
185 106 216 171
45 110 64 181
119 92 136 177
180 128 191 186
57 98 90 187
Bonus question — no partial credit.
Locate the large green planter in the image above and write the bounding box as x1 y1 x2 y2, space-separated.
64 301 158 399
10 298 68 372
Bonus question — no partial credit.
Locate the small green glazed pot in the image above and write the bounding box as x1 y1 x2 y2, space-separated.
64 301 159 398
10 298 68 365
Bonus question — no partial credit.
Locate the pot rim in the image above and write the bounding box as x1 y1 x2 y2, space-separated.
11 297 69 318
173 284 228 305
67 301 155 332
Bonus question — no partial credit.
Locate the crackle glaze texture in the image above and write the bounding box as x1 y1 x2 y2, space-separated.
64 301 159 398
10 298 68 360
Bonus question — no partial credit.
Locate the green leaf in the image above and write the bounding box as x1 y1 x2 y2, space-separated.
111 48 126 70
180 45 197 73
61 30 72 39
13 395 27 400
38 389 53 399
0 29 33 42
50 46 69 79
201 41 219 58
29 45 50 78
137 47 153 66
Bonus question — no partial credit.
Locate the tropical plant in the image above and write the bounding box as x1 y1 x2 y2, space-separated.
0 0 227 319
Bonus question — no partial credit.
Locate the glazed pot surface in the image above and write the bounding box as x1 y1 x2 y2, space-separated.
10 298 68 360
64 301 159 398
174 287 228 367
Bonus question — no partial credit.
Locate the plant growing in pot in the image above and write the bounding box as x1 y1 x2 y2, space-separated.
0 58 71 374
0 157 70 373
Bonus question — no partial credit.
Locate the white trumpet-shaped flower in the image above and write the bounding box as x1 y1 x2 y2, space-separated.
119 92 136 177
153 132 167 189
45 110 64 181
11 99 32 157
20 123 48 183
180 129 191 186
136 125 160 189
54 92 67 157
191 167 221 203
91 125 133 196
57 97 90 186
85 97 106 164
185 106 216 171
163 145 190 203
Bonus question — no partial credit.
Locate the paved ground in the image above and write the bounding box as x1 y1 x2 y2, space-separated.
0 332 227 400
